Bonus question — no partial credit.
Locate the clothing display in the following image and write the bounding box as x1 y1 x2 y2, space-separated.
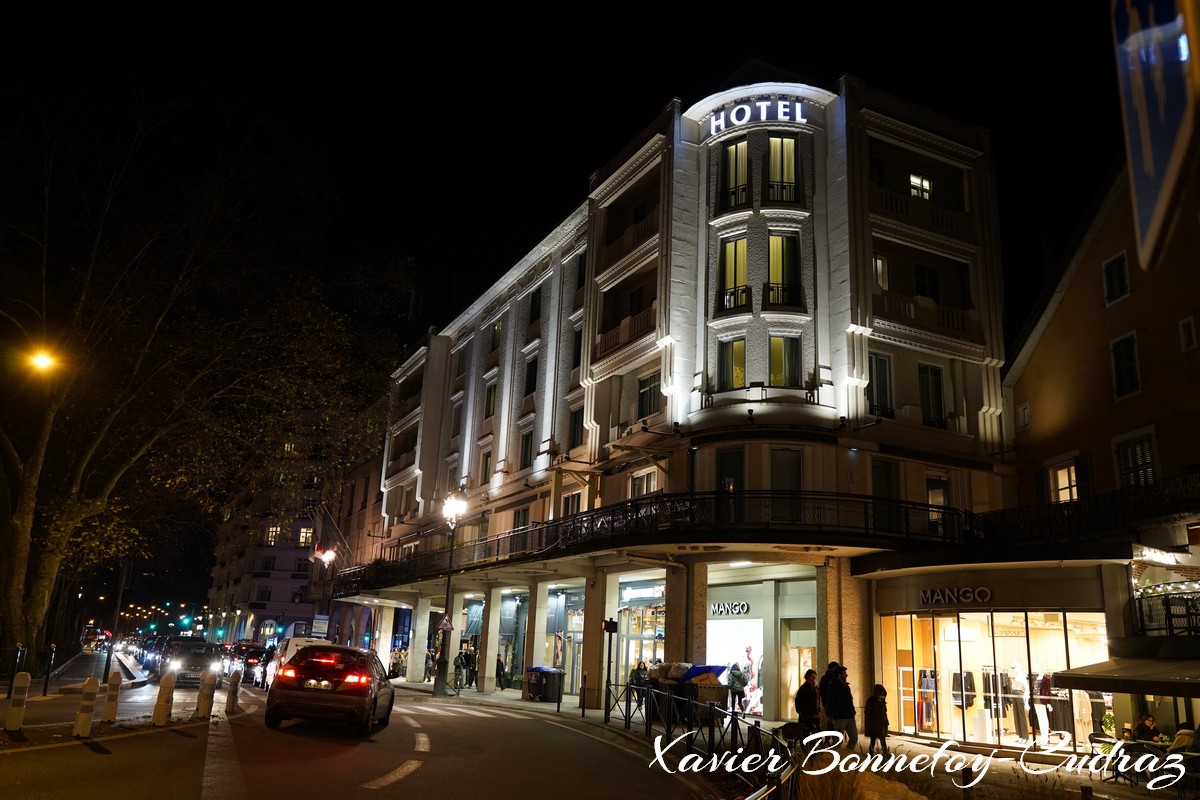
951 671 976 708
917 669 936 731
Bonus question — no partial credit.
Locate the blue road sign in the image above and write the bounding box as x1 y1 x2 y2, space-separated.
1112 0 1197 269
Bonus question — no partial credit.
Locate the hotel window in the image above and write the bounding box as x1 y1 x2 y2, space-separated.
768 233 800 305
768 135 798 203
719 237 749 310
451 402 463 437
1116 434 1155 487
909 173 931 200
866 353 893 417
298 527 314 548
1050 461 1079 502
1180 317 1196 351
479 449 493 483
572 328 583 368
918 364 945 427
265 525 280 546
568 407 585 449
873 254 889 290
452 347 466 377
769 335 802 388
529 287 542 322
489 318 503 351
1103 252 1130 304
718 338 746 391
519 430 534 469
720 138 749 209
575 251 587 290
914 264 941 302
524 356 538 397
637 372 661 419
562 492 581 516
1111 333 1140 397
484 382 497 418
630 470 657 497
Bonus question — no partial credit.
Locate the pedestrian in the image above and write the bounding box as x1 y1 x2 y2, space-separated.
464 647 477 686
423 649 435 682
818 660 840 729
864 683 889 755
496 654 507 690
727 662 748 715
827 664 858 750
794 668 821 738
390 646 403 679
629 660 649 709
398 647 408 679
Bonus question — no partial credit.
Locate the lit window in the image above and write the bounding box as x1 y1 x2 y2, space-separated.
873 254 889 290
909 173 931 200
718 339 746 391
769 335 802 388
1051 463 1078 502
298 527 314 547
1103 253 1130 304
720 237 749 310
489 318 503 351
1111 333 1140 397
283 442 295 453
631 471 657 497
265 525 280 546
768 135 798 203
721 139 748 209
637 372 661 419
768 233 800 304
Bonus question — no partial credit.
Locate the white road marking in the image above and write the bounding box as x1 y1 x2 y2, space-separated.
200 719 249 800
402 715 421 728
480 708 536 719
414 732 430 752
360 759 422 789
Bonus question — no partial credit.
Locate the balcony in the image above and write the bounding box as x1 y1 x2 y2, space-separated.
1136 584 1200 635
873 290 985 344
715 285 751 316
597 215 659 271
869 184 973 241
761 282 806 312
595 303 656 359
766 181 802 206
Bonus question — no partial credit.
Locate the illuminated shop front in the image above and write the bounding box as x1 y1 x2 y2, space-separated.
875 566 1122 750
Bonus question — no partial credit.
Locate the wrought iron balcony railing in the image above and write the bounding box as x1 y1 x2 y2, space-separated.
1135 584 1200 635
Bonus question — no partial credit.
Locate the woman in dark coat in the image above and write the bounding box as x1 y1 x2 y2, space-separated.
863 683 890 755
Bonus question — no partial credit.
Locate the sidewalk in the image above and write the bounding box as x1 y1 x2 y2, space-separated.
2 656 1171 799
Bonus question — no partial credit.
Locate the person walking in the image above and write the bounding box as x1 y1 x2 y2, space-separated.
727 662 748 715
827 664 858 750
794 668 821 739
423 649 435 682
864 683 890 755
818 661 840 728
496 654 507 690
398 647 408 679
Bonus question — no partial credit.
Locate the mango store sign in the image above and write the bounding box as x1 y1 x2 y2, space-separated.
709 98 808 138
919 586 992 605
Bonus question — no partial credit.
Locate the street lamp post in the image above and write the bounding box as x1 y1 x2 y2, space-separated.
432 489 468 698
319 548 337 639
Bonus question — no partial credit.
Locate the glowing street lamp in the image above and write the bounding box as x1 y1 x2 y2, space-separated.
433 489 468 697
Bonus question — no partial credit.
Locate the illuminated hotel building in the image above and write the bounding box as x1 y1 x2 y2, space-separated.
322 71 1199 745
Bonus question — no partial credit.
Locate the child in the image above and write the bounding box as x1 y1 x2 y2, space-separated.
864 683 890 755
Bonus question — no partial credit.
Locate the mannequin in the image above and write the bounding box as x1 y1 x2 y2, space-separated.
1009 663 1029 742
1031 663 1051 745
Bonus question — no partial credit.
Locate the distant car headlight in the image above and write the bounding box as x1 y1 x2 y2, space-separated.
169 659 182 671
210 661 222 672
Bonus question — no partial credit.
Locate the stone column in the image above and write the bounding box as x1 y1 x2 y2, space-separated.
578 569 617 709
410 596 432 681
476 584 504 694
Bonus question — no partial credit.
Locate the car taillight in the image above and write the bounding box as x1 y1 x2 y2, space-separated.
342 674 367 684
280 667 297 678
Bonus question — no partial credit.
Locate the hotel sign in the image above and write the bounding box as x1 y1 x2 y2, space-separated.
919 586 992 605
709 97 808 137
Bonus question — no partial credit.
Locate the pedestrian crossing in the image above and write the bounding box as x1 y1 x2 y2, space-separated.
394 703 536 721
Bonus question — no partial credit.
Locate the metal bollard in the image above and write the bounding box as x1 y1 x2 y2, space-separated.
7 643 26 699
151 671 176 726
225 669 242 714
4 672 31 731
961 766 973 800
72 676 100 737
196 670 216 718
42 644 57 696
101 670 122 723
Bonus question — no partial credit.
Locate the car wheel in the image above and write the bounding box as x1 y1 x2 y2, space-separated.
265 709 283 729
378 696 394 728
357 702 376 737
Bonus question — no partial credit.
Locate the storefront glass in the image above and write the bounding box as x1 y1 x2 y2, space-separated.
882 609 1110 751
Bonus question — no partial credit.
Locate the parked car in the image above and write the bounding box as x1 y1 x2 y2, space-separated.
161 640 225 688
264 644 394 736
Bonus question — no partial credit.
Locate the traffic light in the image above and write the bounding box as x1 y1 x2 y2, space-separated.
217 628 225 636
181 616 191 625
149 623 157 630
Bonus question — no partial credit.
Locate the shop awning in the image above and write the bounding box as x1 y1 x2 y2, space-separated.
1052 658 1200 698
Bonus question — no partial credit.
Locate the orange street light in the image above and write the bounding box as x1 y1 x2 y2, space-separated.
29 351 56 371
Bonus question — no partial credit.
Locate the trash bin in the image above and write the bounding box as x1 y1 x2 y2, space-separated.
539 668 564 703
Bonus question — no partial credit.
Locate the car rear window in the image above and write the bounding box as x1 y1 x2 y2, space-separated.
179 644 220 657
291 649 366 669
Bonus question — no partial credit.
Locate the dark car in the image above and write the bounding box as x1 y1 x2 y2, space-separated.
264 645 394 736
162 640 225 688
232 647 269 686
